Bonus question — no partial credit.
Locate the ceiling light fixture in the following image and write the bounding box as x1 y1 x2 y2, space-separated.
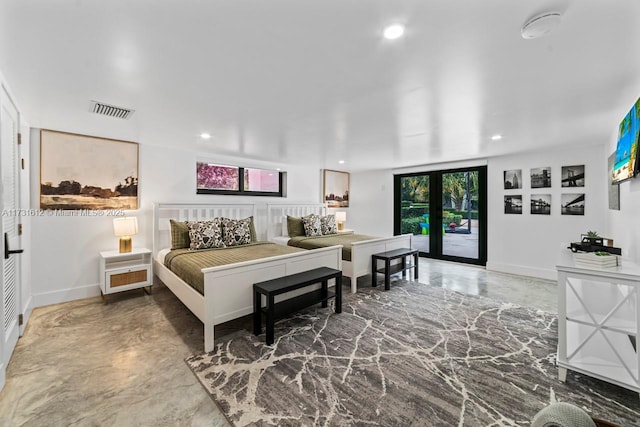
383 24 405 40
521 12 562 39
200 133 211 139
338 160 345 164
491 134 503 141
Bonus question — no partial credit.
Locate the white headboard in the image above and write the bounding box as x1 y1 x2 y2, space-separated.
266 203 326 240
153 203 256 254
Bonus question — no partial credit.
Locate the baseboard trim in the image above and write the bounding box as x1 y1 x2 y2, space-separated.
0 362 5 393
32 283 101 308
485 262 557 281
19 296 33 336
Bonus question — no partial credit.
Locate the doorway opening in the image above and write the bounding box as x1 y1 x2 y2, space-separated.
394 166 487 265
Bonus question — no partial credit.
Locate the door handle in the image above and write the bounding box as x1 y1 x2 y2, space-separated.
4 232 24 260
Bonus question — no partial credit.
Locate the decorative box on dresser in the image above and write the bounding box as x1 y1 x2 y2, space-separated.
100 248 153 299
556 249 640 395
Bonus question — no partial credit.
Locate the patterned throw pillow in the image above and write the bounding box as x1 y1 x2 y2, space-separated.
221 217 252 247
320 214 337 235
302 214 322 237
170 219 191 249
187 219 225 250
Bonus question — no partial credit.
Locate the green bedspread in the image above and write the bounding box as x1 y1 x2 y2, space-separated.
164 242 304 295
287 233 377 262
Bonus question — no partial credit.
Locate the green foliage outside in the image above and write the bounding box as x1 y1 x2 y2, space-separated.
401 206 429 219
400 172 478 233
401 217 424 235
448 210 478 220
400 175 429 203
443 214 462 226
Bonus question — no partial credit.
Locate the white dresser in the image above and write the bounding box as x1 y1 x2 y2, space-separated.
556 250 640 394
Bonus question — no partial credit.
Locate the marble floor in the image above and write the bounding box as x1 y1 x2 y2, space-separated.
0 259 558 426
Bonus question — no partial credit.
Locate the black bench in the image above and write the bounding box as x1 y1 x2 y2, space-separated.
253 267 342 345
371 248 419 290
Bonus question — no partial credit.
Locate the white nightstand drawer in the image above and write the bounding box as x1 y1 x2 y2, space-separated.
99 248 153 298
104 265 151 294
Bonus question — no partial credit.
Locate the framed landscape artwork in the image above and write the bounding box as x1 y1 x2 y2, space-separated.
503 169 522 189
40 130 139 210
561 165 585 187
323 169 349 207
531 194 551 215
504 195 522 214
530 167 551 188
561 193 585 215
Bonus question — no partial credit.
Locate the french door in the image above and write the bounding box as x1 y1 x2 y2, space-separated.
394 166 487 265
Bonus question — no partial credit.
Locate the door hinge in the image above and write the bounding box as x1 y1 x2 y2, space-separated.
21 158 25 170
19 314 24 326
17 132 22 145
18 224 23 235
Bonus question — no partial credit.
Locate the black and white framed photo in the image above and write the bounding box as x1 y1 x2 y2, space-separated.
531 194 551 215
504 195 523 214
561 165 585 187
530 167 551 188
503 169 522 189
561 193 585 215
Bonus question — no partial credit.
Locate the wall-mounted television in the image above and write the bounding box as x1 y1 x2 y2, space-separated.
611 97 640 184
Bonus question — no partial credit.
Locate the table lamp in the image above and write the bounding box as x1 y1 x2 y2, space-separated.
113 217 138 253
335 211 346 231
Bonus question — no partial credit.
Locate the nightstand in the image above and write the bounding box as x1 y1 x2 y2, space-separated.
99 248 153 299
337 229 354 234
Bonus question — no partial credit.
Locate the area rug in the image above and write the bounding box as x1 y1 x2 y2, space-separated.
186 281 640 426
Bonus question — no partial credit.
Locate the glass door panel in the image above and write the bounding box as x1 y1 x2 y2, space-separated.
399 175 430 254
441 171 479 259
395 166 486 266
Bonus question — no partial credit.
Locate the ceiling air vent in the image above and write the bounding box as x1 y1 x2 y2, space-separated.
89 100 135 119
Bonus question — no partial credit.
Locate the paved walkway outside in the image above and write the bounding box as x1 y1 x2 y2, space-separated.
412 225 479 259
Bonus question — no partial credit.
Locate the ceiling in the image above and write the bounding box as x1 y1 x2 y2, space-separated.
1 0 639 172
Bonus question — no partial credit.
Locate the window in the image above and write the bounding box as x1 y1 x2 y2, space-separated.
196 162 285 196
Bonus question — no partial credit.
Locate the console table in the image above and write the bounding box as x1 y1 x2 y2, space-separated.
556 250 640 394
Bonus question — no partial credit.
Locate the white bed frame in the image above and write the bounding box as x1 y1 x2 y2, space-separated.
153 203 342 353
267 203 412 294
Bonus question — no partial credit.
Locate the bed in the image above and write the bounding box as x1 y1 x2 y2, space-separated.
266 204 412 294
153 203 342 352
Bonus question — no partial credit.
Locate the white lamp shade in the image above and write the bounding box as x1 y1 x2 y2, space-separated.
113 217 138 237
335 211 347 222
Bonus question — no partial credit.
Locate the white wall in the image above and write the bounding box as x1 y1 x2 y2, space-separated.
350 144 608 281
607 133 640 263
347 170 394 236
486 144 608 280
29 130 323 307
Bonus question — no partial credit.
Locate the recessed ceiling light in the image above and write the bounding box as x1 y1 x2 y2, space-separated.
200 133 211 139
491 134 503 141
338 160 345 164
383 24 405 40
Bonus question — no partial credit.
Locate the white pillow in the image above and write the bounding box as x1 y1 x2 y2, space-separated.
281 215 289 237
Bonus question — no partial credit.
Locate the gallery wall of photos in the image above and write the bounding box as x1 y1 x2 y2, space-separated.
503 165 585 216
